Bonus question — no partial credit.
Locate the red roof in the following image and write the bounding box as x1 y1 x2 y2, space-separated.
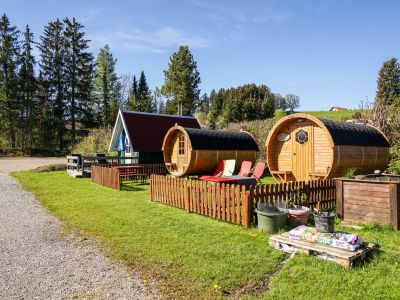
330 106 348 111
122 111 200 152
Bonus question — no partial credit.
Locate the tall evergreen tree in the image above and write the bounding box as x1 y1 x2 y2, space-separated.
375 58 400 107
0 14 20 148
128 75 138 110
198 92 210 114
137 70 151 112
63 17 94 143
93 44 119 127
18 24 36 149
161 45 201 115
38 19 65 150
33 72 52 149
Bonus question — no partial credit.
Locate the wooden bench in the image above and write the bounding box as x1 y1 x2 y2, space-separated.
309 172 328 180
271 170 292 182
269 233 376 268
119 172 148 187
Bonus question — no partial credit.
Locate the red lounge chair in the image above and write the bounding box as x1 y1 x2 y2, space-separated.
237 161 252 176
252 162 266 181
199 160 225 180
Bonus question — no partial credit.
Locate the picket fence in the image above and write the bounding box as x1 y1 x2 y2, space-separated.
150 175 337 228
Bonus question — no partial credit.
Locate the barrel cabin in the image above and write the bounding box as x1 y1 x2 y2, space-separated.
266 113 390 182
162 125 259 177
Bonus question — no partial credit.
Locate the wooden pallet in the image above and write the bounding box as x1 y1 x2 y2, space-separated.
269 233 376 268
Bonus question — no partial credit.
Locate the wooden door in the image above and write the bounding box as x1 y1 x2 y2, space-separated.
291 124 313 181
177 134 186 169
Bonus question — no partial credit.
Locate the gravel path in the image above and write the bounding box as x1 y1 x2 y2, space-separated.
0 157 65 174
0 172 157 299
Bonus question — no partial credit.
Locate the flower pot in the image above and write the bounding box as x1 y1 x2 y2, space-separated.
256 207 288 233
288 206 311 228
314 211 335 233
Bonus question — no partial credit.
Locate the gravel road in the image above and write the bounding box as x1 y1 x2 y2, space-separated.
0 160 157 299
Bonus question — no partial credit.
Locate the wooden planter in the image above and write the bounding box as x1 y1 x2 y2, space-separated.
336 177 400 230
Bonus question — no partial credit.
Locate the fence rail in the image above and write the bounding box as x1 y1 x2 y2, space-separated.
150 175 336 228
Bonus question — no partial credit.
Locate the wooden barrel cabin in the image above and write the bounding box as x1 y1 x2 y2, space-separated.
266 113 390 182
162 125 259 177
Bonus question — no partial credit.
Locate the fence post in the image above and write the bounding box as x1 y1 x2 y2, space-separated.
184 179 190 213
150 175 153 201
335 179 343 218
242 190 251 228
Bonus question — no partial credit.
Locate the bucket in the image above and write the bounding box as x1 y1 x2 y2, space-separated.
314 212 335 233
256 207 288 234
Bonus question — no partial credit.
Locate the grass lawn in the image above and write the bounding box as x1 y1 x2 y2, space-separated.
12 171 283 299
12 171 400 299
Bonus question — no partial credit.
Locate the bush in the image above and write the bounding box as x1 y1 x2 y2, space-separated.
72 128 117 156
225 118 276 160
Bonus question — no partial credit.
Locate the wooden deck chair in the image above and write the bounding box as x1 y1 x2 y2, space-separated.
199 160 225 180
222 160 236 177
237 161 252 177
251 162 266 181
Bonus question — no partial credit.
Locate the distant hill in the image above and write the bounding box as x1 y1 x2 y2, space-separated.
299 110 370 121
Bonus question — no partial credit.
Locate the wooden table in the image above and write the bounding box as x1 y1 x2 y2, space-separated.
113 165 147 189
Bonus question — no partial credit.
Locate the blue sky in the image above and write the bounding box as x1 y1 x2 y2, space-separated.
4 0 400 110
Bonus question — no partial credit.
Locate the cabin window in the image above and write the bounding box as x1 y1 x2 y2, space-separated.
178 135 185 155
295 129 308 145
125 137 131 153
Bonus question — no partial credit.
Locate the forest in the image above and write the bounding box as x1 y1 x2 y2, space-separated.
0 14 300 155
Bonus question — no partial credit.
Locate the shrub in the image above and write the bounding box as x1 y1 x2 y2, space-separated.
72 128 117 156
344 167 357 179
225 118 276 160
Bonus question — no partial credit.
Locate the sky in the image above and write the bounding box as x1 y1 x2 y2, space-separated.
3 0 400 110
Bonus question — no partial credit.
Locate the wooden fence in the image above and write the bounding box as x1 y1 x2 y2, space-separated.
92 164 167 190
150 175 251 227
150 175 336 228
91 165 120 189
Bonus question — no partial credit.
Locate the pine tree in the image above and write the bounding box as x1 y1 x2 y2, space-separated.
18 25 36 149
128 75 138 110
38 19 66 150
63 17 94 143
93 44 119 127
0 14 20 148
375 58 400 107
33 72 52 149
161 45 201 115
198 92 210 114
152 86 162 113
137 70 151 112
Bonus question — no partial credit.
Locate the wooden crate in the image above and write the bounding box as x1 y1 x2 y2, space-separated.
336 178 400 230
269 233 376 268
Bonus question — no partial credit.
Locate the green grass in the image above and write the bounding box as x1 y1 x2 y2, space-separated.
259 176 277 184
263 225 400 300
12 171 400 299
301 110 370 121
12 171 283 299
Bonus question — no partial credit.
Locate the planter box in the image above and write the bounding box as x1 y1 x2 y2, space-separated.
336 176 400 230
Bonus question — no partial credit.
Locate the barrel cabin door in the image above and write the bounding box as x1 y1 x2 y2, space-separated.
177 134 186 170
291 122 314 181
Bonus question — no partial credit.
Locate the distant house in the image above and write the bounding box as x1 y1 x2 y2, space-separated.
329 106 348 111
108 110 201 163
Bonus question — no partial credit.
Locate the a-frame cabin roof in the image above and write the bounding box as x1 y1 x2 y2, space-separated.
109 110 201 152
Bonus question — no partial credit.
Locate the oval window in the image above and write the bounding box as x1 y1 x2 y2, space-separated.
277 132 290 142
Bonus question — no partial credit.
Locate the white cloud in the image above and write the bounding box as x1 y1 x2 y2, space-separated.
89 26 212 53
